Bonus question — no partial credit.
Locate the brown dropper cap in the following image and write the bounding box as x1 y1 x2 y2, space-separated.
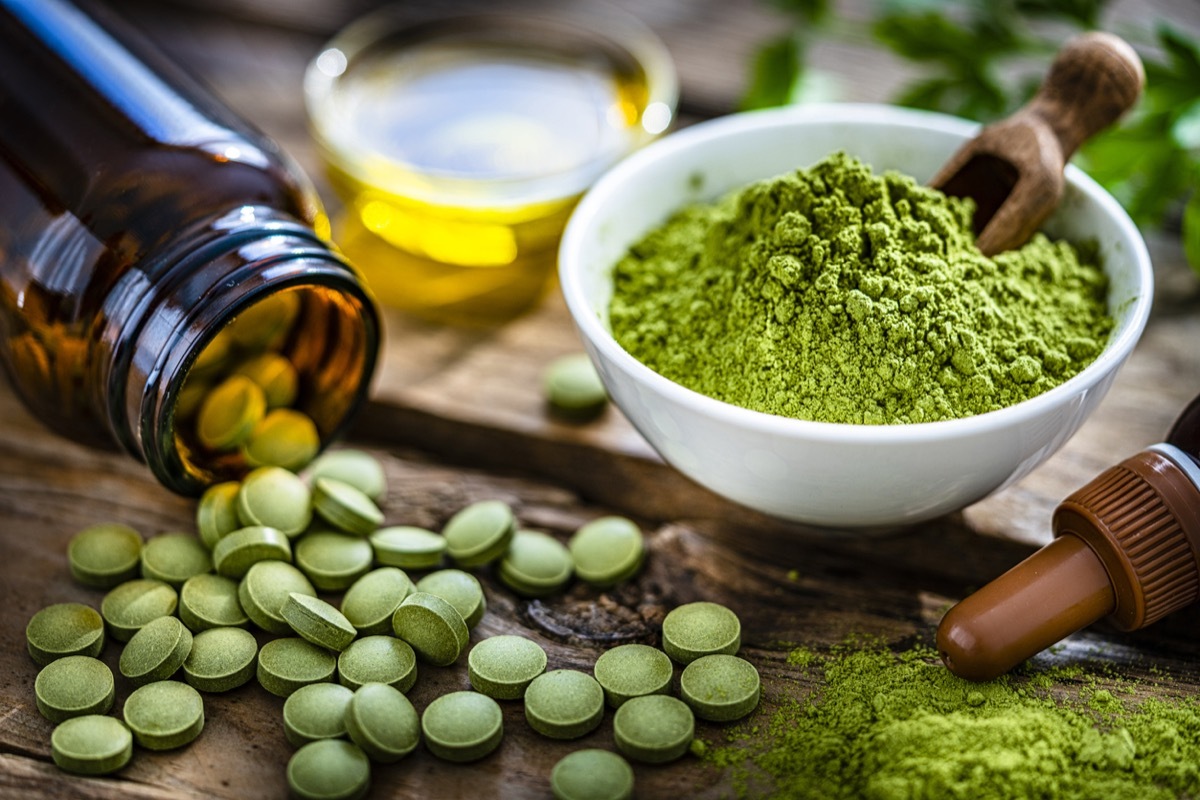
938 445 1200 681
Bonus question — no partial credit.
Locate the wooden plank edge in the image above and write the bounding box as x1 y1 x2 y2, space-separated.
0 753 210 800
353 400 822 536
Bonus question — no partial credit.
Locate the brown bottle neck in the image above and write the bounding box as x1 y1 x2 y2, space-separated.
101 206 380 494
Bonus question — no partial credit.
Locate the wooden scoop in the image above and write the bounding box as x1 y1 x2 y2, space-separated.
929 32 1144 256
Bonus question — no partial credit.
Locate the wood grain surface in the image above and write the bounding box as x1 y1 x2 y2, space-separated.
3 0 1200 798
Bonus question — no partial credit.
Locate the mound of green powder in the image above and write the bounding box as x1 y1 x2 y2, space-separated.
610 152 1114 424
702 644 1200 800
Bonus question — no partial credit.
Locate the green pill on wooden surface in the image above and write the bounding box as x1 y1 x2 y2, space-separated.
179 573 248 631
551 749 635 800
340 568 413 635
122 680 205 750
593 644 673 708
442 500 516 567
467 635 546 700
338 636 417 693
236 466 312 538
306 449 387 502
196 375 266 451
543 353 608 420
295 530 374 591
196 482 241 550
233 351 299 410
569 516 645 588
238 559 316 634
100 578 178 642
391 592 468 667
345 682 421 763
498 530 573 598
282 593 358 652
283 682 354 748
212 526 292 578
312 477 383 536
140 532 213 587
661 602 741 665
370 526 446 570
68 523 142 588
35 656 114 723
258 637 337 697
613 694 694 764
119 615 193 686
25 603 105 666
679 654 761 722
51 715 132 776
183 626 259 693
242 409 321 471
524 669 605 740
421 690 503 763
287 739 371 800
416 569 486 629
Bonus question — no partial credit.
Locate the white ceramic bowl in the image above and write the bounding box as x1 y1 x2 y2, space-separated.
559 104 1153 529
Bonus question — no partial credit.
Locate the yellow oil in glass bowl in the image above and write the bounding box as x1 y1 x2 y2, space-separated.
305 5 677 321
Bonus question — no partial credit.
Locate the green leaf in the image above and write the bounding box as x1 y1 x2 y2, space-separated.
1078 107 1191 225
964 67 1012 118
876 0 1008 19
1013 0 1109 28
741 34 803 110
1158 24 1200 87
766 0 830 23
1185 192 1200 277
1143 69 1200 113
894 77 955 112
873 11 983 63
1171 99 1200 151
877 3 1028 61
1117 151 1192 225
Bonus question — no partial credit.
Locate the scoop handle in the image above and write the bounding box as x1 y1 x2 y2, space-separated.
1027 32 1144 161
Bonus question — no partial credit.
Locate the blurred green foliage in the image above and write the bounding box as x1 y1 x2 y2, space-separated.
743 0 1200 273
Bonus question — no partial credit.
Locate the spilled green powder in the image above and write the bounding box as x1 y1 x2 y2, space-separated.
610 153 1113 424
701 644 1200 799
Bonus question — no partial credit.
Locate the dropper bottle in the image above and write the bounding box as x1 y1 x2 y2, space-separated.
938 394 1200 681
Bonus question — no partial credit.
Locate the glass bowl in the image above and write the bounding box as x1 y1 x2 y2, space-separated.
305 2 677 321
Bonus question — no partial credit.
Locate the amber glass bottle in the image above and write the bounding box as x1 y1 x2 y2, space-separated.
0 0 379 493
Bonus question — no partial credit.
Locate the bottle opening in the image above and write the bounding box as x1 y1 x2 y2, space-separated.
170 285 373 486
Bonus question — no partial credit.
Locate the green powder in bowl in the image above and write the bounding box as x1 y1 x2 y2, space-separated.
610 152 1112 425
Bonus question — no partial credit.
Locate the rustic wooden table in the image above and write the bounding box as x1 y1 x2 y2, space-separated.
4 0 1200 798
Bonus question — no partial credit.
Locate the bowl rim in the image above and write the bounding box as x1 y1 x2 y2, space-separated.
559 103 1154 445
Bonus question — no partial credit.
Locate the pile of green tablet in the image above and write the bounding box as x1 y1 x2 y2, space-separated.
26 447 759 799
